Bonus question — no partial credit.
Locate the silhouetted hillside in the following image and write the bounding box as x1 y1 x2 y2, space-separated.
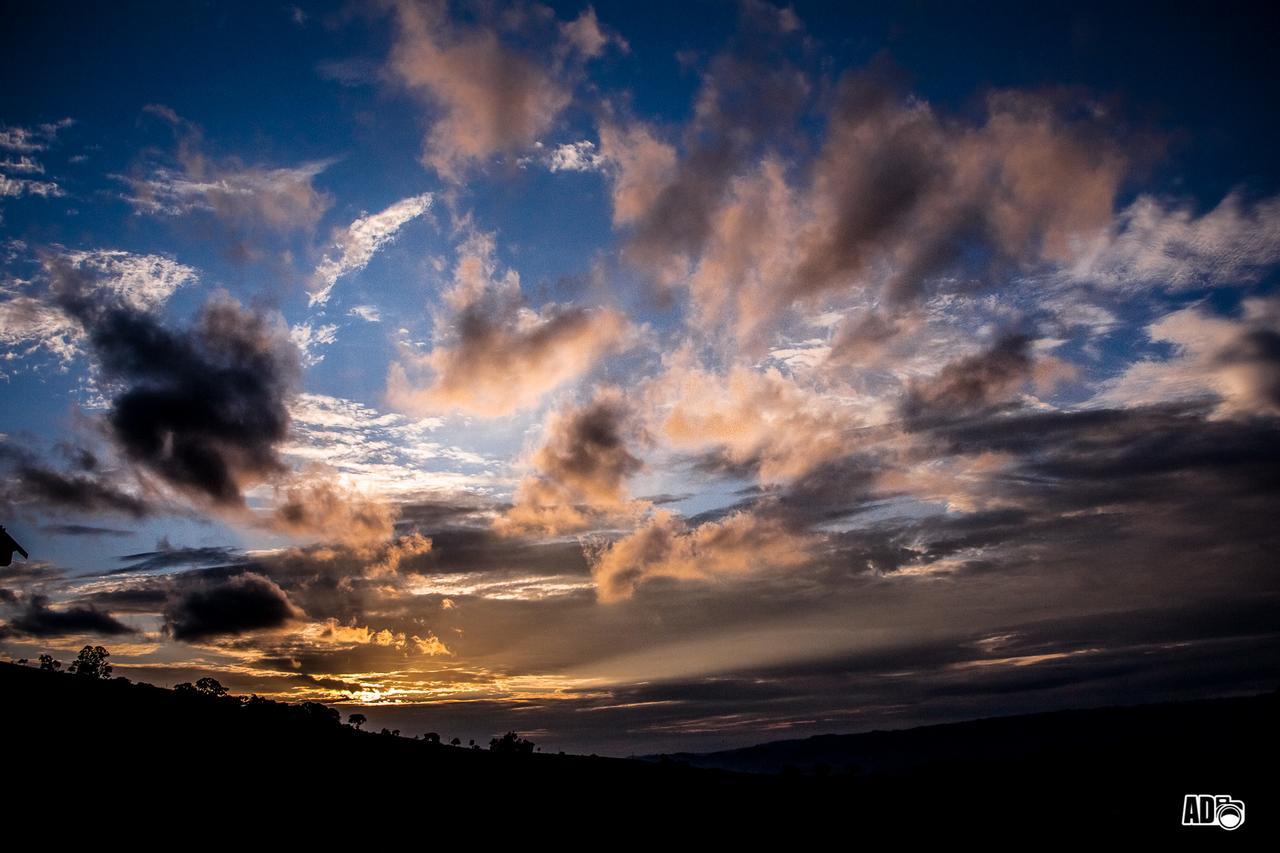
653 693 1277 777
1 661 1273 839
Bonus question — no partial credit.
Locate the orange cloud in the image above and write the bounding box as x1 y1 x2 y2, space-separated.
608 67 1129 350
386 0 572 180
497 387 646 535
654 353 858 484
589 509 814 602
386 233 634 417
268 469 398 548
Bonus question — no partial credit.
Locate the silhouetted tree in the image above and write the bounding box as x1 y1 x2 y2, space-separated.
422 731 440 745
67 645 111 679
348 713 367 730
450 737 461 747
194 676 228 697
38 654 61 671
300 702 340 726
489 731 535 755
174 682 196 693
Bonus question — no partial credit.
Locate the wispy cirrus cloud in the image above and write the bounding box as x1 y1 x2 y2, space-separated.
0 119 73 154
120 107 333 234
0 175 64 199
1063 192 1280 291
309 192 433 307
282 392 496 499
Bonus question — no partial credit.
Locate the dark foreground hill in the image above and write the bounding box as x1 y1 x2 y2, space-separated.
1 661 1273 839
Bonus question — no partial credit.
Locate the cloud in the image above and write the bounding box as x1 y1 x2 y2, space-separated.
497 387 645 535
51 262 299 507
124 159 333 231
611 33 811 292
115 544 240 574
41 524 134 537
1065 192 1280 290
309 192 433 306
60 250 197 311
269 471 398 548
654 353 859 484
0 443 152 518
0 295 82 363
347 305 382 323
558 6 627 60
299 617 450 656
363 531 434 578
0 250 196 367
0 175 64 198
0 156 44 174
289 321 339 367
785 83 1125 309
5 594 134 637
283 392 495 498
0 119 73 153
546 140 606 173
606 56 1130 348
589 508 814 602
165 572 302 642
597 121 678 226
0 120 73 210
1094 297 1280 417
386 232 634 417
385 0 573 180
122 110 331 233
901 334 1036 422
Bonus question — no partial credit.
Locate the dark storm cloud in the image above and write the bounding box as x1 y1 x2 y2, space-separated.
164 572 301 642
48 259 298 507
5 594 134 637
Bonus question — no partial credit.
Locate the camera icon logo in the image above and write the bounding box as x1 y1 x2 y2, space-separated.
1182 794 1246 831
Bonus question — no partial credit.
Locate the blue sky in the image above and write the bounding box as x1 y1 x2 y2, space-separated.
1 1 1278 754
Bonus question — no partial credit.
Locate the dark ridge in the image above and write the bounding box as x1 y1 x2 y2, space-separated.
0 661 1273 839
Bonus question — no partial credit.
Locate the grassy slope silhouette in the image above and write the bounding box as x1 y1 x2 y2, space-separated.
1 660 1272 837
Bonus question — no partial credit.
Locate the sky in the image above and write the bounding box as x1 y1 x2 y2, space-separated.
1 0 1278 755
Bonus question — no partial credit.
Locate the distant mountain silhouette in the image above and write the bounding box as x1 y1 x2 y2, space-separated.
649 695 1277 778
0 660 1272 839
